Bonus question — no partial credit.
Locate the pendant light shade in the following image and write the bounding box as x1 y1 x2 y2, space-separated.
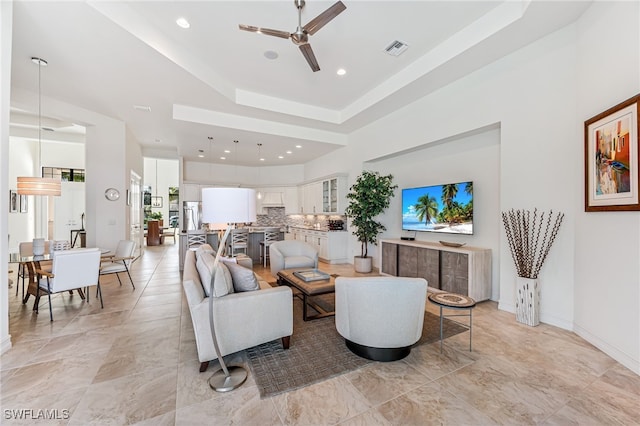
17 177 61 196
17 56 61 196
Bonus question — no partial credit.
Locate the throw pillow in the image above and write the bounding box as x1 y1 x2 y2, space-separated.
211 262 234 298
195 244 216 260
196 252 216 297
225 261 260 292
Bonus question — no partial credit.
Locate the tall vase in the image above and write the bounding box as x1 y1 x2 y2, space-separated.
515 277 540 326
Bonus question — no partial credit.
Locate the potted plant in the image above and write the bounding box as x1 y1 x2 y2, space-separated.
345 171 397 273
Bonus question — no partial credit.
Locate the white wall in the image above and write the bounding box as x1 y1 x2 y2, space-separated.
1 0 13 354
573 1 640 374
7 137 36 250
304 2 639 373
368 126 501 301
183 160 304 186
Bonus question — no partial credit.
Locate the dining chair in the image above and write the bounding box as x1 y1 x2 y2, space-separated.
35 248 102 321
164 226 177 244
187 230 207 248
17 241 52 298
100 240 136 289
259 227 281 267
230 228 249 256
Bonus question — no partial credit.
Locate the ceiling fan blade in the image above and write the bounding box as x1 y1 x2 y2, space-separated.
299 43 320 72
238 24 290 39
303 1 346 35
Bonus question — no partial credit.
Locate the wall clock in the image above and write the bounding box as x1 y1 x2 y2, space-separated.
104 188 120 201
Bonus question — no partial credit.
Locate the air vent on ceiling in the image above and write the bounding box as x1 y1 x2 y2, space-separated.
384 40 409 57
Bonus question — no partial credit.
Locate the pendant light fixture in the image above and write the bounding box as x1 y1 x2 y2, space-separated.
17 57 61 196
256 143 263 200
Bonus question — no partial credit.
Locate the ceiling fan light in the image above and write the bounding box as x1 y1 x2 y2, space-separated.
337 68 346 76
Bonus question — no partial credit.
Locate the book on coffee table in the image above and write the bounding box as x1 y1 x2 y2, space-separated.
293 269 331 282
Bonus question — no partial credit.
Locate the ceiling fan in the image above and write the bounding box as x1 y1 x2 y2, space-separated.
239 0 346 72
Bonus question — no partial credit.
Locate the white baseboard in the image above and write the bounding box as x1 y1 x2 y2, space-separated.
574 324 640 375
1 335 12 355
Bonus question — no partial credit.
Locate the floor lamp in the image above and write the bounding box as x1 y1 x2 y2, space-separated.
201 187 256 392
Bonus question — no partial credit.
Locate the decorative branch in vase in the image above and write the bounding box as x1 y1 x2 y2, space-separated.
501 208 564 326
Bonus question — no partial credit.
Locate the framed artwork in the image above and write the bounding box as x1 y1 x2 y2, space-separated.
19 195 28 213
585 94 640 211
9 190 18 213
151 196 163 208
126 189 131 206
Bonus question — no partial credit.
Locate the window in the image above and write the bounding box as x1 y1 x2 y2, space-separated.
42 167 85 182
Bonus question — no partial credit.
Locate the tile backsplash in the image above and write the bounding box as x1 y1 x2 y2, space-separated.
255 207 346 231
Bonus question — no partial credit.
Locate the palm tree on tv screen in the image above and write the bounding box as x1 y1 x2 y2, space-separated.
441 184 458 209
415 194 438 225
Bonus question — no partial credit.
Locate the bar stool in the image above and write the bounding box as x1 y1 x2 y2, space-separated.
187 230 207 248
230 228 249 256
259 227 281 267
428 292 476 353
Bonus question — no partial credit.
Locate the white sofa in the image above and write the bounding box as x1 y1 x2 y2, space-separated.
269 240 319 279
182 244 293 372
335 276 428 362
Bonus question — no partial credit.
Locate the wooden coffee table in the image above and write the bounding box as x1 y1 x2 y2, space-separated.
277 269 336 321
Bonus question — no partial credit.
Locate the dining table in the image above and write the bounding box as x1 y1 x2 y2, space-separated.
9 248 111 308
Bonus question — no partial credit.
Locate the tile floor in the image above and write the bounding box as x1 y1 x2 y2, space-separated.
2 243 639 425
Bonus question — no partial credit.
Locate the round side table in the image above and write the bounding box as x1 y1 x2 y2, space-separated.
428 292 476 353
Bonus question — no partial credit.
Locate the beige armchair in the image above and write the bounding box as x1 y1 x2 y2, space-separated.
269 240 319 279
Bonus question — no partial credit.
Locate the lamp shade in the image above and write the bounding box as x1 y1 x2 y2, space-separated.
201 187 257 224
17 177 61 196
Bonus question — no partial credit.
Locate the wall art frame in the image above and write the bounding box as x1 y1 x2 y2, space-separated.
19 194 28 213
585 94 640 212
9 190 18 213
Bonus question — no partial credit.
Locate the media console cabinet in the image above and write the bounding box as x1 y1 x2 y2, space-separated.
379 239 492 301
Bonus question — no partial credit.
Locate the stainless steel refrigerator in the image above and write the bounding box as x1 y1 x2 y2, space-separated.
183 201 202 231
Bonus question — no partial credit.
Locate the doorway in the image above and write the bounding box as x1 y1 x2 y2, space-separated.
130 172 142 258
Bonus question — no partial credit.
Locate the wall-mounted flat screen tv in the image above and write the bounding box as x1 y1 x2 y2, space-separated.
402 181 473 234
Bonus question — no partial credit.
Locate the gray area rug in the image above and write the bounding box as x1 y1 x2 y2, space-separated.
245 293 467 399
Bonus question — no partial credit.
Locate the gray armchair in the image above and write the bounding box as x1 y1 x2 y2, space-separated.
269 240 319 279
335 276 428 362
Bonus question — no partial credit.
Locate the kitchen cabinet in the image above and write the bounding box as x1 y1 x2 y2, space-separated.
297 175 347 215
322 177 347 213
302 182 323 214
380 239 491 301
284 186 299 214
290 228 348 264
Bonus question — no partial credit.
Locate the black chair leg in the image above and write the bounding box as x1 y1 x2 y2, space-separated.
116 273 123 286
46 278 53 322
124 264 135 290
97 280 104 308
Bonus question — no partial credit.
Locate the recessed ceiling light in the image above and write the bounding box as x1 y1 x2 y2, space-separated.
198 154 204 158
133 105 151 112
278 155 284 159
286 151 292 154
220 156 226 160
264 50 278 60
176 17 190 29
337 68 346 76
260 158 265 161
224 150 231 153
295 145 302 148
155 138 161 143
